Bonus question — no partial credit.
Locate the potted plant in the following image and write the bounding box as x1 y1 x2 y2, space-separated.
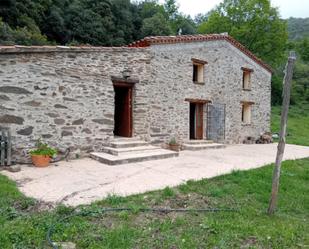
29 139 57 167
168 137 180 152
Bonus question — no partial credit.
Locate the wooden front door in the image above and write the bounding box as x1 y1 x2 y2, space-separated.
195 103 204 139
189 103 204 140
114 85 133 137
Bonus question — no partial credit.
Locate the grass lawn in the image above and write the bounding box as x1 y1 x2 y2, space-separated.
0 104 308 248
0 158 309 248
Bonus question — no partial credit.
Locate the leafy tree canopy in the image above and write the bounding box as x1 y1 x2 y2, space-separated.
198 0 288 67
287 17 309 40
0 0 198 46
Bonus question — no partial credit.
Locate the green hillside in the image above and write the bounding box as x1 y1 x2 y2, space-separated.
287 17 309 40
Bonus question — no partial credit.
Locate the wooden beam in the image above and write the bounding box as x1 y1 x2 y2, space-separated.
241 67 254 72
111 76 139 85
241 101 255 105
185 98 212 104
191 58 208 65
268 51 296 215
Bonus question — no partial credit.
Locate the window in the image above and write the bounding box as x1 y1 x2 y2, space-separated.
241 67 253 90
241 102 254 124
192 58 207 84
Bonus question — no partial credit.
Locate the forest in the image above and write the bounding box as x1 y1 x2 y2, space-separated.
0 0 308 106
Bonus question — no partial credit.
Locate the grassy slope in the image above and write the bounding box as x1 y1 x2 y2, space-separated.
271 104 309 146
0 105 308 248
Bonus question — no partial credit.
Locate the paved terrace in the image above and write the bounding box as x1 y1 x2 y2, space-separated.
2 144 309 207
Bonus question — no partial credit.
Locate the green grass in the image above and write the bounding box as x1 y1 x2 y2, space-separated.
272 104 309 146
0 104 308 248
0 158 309 248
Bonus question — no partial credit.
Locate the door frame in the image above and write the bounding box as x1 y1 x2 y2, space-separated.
185 98 211 140
195 103 204 139
113 81 134 138
189 102 204 140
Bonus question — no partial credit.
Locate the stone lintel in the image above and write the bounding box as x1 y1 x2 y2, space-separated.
185 98 212 104
241 67 254 72
191 58 208 65
241 101 255 105
111 76 139 86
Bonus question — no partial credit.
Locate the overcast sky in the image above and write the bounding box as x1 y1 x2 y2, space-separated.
158 0 309 19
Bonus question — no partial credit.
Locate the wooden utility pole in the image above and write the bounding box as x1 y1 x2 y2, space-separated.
268 51 296 215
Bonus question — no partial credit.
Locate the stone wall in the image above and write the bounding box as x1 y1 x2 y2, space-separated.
148 40 272 144
0 47 151 161
0 40 272 162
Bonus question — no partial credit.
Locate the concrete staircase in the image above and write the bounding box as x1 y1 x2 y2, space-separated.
90 137 178 165
182 140 226 151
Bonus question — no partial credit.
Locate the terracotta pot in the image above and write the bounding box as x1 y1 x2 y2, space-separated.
31 155 51 167
169 144 180 152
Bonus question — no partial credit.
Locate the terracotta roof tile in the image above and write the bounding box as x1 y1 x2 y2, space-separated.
128 34 272 73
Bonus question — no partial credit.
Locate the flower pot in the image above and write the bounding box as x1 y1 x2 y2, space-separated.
169 144 180 152
31 155 51 167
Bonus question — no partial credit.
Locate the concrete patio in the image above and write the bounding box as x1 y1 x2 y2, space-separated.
2 143 309 207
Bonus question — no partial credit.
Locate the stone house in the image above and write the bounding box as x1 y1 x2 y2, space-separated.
0 34 272 162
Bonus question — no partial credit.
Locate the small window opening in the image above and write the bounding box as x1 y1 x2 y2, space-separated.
193 63 204 83
192 58 207 84
242 104 251 124
241 67 253 90
243 71 251 89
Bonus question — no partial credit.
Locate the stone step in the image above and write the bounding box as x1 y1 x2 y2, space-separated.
111 137 141 142
102 145 161 156
182 143 226 151
90 149 179 166
183 140 213 145
110 140 149 148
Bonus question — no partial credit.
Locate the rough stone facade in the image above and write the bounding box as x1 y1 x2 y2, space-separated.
0 37 271 162
148 40 271 144
0 47 151 161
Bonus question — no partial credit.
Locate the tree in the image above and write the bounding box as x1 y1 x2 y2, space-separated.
198 0 288 67
287 17 309 40
290 61 309 104
171 15 197 35
194 13 208 25
164 0 178 20
271 72 284 105
287 38 309 105
138 0 166 20
141 13 172 37
110 0 135 45
0 17 48 45
299 38 309 62
41 2 68 44
64 0 114 45
0 18 14 45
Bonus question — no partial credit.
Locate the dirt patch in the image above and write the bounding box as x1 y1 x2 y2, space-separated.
13 199 55 213
240 236 258 248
